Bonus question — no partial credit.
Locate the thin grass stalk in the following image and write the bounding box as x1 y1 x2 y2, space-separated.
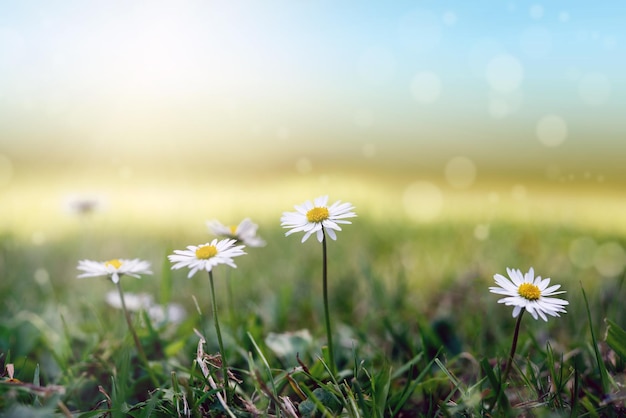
115 281 159 388
492 308 524 412
502 308 525 384
226 270 237 330
208 270 230 400
321 230 336 376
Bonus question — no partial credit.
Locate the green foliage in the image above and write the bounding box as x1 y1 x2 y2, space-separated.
605 319 626 363
1 218 626 415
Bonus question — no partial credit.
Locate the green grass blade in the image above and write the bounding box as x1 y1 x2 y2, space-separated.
479 357 510 414
372 364 392 418
160 250 173 306
581 284 610 394
605 319 626 362
32 363 40 386
390 354 438 416
247 332 279 404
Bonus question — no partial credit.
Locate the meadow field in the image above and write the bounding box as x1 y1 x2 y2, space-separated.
2 0 625 416
2 166 626 417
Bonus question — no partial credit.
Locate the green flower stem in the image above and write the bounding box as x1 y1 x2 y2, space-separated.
209 270 230 399
502 308 524 384
116 281 159 388
321 231 336 376
494 308 525 412
226 269 237 331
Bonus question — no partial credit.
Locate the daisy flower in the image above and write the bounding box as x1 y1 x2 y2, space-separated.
207 218 266 247
77 258 157 386
77 258 152 284
281 195 356 243
489 267 568 321
168 238 246 278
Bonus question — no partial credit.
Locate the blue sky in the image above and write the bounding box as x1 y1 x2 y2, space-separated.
0 1 624 174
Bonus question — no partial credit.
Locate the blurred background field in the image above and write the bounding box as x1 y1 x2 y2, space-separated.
1 1 626 414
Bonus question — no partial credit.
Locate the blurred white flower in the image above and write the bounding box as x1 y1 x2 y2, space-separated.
105 290 187 325
105 290 153 311
168 239 246 278
207 218 266 247
489 267 568 321
281 195 356 243
148 303 187 325
77 258 152 284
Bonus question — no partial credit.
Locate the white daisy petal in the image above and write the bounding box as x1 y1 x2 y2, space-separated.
281 195 356 243
489 267 567 322
77 258 152 283
167 239 246 278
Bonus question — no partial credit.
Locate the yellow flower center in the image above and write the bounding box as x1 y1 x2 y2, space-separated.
229 225 238 235
196 245 218 259
105 259 122 269
306 207 329 223
518 283 541 300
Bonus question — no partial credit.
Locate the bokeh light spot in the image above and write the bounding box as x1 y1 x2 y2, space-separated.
32 231 46 246
442 11 458 26
594 242 626 277
403 181 443 222
569 237 597 269
410 72 442 104
34 268 50 286
529 4 544 20
536 115 568 147
486 54 524 93
578 73 611 106
474 224 490 241
445 156 476 189
603 36 616 50
468 39 504 77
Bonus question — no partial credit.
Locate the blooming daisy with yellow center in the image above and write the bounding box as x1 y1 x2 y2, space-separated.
168 238 246 278
489 267 568 321
207 218 266 247
77 258 152 284
281 195 356 243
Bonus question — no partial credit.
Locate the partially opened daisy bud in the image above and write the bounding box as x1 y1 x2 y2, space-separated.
77 258 152 284
489 267 568 321
207 218 266 247
281 195 356 243
168 238 246 278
